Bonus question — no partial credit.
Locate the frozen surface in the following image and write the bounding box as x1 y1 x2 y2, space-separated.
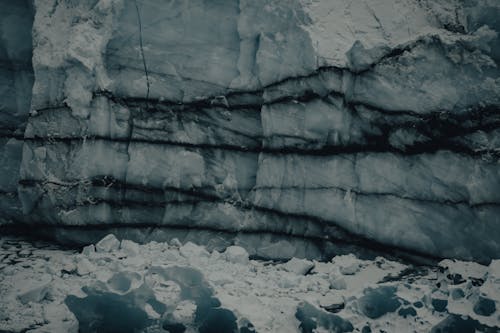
1 1 499 331
0 235 499 332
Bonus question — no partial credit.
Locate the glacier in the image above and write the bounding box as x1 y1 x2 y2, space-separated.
1 0 500 264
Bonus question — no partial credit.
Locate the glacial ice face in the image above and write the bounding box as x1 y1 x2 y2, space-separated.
1 0 500 261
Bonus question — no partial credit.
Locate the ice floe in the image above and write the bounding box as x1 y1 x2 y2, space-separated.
0 235 498 332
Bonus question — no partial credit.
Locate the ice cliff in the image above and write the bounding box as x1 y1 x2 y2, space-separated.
1 0 499 261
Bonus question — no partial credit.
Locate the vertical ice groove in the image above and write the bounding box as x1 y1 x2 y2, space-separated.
133 0 150 105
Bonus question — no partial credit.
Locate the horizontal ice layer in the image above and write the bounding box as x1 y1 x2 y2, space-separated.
3 0 500 261
252 153 500 260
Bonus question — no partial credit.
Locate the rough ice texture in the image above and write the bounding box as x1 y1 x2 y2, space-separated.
1 0 500 261
1 236 499 332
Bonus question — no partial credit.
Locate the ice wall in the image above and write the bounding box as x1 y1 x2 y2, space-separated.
0 0 34 224
3 0 500 261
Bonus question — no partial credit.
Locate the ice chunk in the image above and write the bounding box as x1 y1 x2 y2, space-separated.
120 239 140 257
277 274 301 289
59 256 76 273
319 294 345 313
76 257 95 276
333 254 362 276
439 259 488 280
95 234 120 253
38 302 79 333
172 300 197 324
16 273 52 304
180 242 210 259
81 244 95 256
170 238 182 248
224 246 249 265
329 276 347 290
339 262 361 275
283 257 314 275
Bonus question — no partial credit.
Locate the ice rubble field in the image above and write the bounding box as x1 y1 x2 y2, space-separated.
0 235 498 333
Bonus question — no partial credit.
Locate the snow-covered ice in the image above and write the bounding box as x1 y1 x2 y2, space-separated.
0 235 498 332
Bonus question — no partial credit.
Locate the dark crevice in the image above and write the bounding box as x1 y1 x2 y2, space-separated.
21 133 500 158
29 86 496 128
133 0 150 106
251 186 499 208
0 134 25 140
131 124 261 144
24 88 500 159
14 180 363 242
93 32 470 110
18 177 499 211
33 105 68 113
0 190 18 196
28 73 499 136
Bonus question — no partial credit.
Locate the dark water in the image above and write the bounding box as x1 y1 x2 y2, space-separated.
430 314 499 333
65 266 254 333
65 290 151 333
357 286 401 319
